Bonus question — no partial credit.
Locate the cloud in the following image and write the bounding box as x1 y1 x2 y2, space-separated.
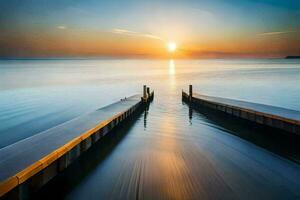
111 28 163 41
257 30 298 36
57 25 67 30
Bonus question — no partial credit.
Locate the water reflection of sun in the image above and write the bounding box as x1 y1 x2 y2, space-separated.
168 59 176 89
169 59 175 75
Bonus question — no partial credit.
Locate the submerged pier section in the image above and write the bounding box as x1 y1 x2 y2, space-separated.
183 85 300 135
0 86 154 199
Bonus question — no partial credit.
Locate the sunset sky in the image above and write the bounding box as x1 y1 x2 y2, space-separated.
0 0 300 58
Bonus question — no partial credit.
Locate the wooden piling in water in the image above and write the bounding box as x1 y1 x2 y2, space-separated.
143 85 147 101
189 85 193 101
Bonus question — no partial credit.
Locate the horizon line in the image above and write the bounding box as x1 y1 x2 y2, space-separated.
0 54 297 60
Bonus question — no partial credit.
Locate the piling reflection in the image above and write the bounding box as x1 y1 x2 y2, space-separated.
144 105 149 129
189 106 193 125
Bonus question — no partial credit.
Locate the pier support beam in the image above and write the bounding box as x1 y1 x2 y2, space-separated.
147 87 150 97
189 85 193 101
143 85 147 102
141 85 154 103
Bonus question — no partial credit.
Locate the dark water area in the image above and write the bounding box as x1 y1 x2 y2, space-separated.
1 59 300 199
187 103 300 163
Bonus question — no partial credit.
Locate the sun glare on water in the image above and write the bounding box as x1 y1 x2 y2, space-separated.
167 42 177 52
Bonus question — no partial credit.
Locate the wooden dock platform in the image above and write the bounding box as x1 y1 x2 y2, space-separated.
182 85 300 135
0 87 154 199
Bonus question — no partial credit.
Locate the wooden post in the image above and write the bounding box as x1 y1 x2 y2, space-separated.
147 87 150 97
143 85 147 101
189 85 193 101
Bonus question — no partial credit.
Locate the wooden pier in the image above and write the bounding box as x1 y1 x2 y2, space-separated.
0 86 154 199
183 85 300 135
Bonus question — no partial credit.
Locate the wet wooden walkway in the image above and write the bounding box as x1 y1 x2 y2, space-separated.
183 86 299 135
0 93 152 198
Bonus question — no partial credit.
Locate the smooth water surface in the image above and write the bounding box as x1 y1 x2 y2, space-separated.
1 59 300 199
0 59 299 148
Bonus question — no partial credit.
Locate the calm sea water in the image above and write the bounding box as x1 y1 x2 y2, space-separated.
1 59 300 199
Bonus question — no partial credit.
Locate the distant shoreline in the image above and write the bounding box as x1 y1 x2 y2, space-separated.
285 56 300 59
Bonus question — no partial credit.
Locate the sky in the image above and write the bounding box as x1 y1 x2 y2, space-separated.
0 0 300 58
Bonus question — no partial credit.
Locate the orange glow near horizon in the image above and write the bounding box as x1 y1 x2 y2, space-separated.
1 24 299 59
1 1 300 58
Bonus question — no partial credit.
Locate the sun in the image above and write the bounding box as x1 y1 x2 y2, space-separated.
167 42 177 52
